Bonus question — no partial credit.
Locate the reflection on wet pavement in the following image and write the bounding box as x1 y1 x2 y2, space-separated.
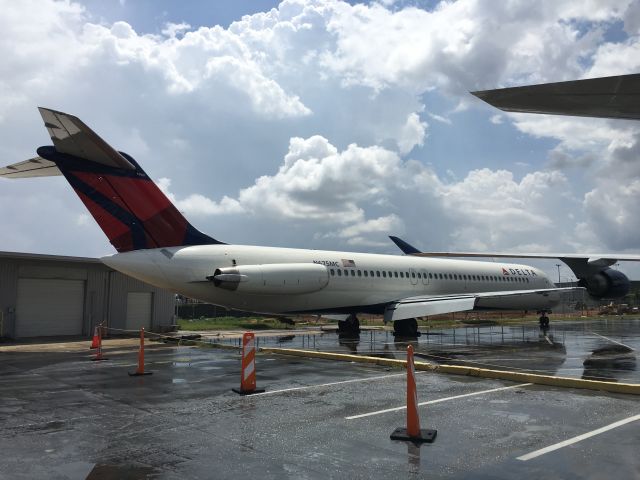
218 318 640 382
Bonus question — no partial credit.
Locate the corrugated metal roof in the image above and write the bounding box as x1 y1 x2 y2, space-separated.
0 251 104 264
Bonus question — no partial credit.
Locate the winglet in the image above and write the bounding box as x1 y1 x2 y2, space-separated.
389 236 421 255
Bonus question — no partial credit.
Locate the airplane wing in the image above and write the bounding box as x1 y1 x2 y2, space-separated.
471 73 640 120
0 156 60 178
383 287 582 322
389 236 640 264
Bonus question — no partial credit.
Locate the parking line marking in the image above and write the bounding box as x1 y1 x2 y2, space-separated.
517 413 640 461
250 372 425 396
588 331 634 350
345 383 532 420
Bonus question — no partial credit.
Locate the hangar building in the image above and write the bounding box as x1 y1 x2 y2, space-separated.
0 251 175 339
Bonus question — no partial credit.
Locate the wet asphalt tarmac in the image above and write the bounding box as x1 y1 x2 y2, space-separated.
220 317 640 383
1 317 639 479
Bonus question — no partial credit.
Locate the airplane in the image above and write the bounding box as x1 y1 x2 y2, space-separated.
0 104 636 337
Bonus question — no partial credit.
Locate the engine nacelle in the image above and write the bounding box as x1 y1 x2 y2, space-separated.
578 268 630 298
208 263 329 295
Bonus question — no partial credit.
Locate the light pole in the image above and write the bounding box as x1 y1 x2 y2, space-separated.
555 264 561 284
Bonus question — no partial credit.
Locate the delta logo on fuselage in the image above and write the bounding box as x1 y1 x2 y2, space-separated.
502 267 537 276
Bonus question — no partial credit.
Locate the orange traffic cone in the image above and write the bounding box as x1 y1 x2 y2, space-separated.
232 332 265 395
91 324 108 361
129 327 152 376
90 326 100 349
390 344 437 443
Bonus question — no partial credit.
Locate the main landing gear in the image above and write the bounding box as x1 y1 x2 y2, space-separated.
538 311 550 333
393 318 421 338
338 314 360 336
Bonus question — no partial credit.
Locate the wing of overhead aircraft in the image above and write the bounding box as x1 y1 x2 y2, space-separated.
383 287 581 322
471 73 640 120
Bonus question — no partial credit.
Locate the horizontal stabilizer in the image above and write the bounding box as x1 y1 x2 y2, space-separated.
0 156 60 178
38 107 135 169
472 73 640 120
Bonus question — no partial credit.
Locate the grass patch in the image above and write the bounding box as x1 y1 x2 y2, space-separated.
177 316 294 331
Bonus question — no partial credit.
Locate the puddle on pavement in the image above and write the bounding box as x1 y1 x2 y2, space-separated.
210 318 640 383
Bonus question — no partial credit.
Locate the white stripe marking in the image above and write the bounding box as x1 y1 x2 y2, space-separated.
517 414 640 461
345 383 532 420
588 331 634 350
244 360 255 380
245 337 255 352
250 372 421 396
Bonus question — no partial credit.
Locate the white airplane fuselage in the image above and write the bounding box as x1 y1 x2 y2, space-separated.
102 244 560 315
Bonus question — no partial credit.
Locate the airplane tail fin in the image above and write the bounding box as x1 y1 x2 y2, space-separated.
0 107 223 253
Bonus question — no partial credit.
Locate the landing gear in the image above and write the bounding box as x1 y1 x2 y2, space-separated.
393 318 421 338
338 314 360 336
538 312 550 332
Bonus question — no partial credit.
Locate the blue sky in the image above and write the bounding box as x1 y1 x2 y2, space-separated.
1 0 640 281
78 0 283 32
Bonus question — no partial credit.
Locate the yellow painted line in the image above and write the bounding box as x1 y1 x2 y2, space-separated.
346 383 532 420
436 364 640 395
259 347 436 370
517 413 640 461
250 372 424 396
257 347 640 396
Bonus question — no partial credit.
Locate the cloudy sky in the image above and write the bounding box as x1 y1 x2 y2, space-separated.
1 0 640 281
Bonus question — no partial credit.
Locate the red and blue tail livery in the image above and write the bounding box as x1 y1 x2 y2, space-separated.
0 108 222 252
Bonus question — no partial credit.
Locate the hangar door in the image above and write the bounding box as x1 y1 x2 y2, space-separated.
126 292 153 330
16 278 85 337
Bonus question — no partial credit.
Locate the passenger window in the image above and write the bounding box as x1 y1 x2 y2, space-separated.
382 271 387 278
454 274 458 280
364 270 368 277
376 271 380 277
370 270 374 276
351 270 355 276
344 270 348 276
357 270 362 277
330 269 335 276
338 270 342 276
394 272 398 278
406 272 410 277
417 273 421 279
429 273 433 279
412 272 416 278
388 271 392 277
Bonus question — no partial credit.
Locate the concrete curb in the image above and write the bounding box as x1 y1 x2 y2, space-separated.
258 347 640 396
